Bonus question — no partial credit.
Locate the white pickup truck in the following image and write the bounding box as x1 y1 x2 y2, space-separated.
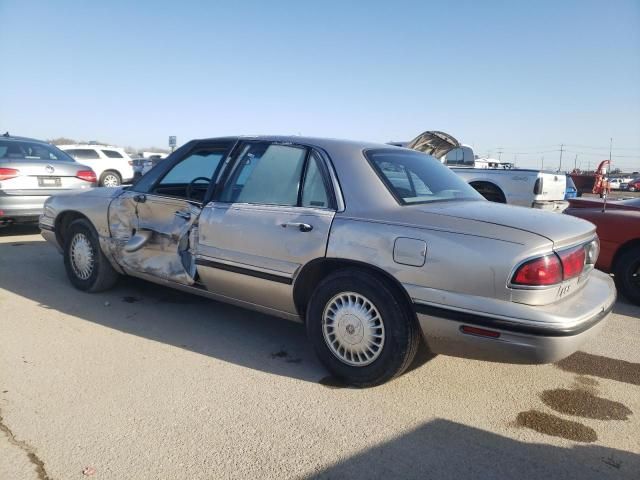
391 131 568 212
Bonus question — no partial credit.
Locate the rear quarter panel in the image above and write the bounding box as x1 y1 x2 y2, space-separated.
326 216 551 303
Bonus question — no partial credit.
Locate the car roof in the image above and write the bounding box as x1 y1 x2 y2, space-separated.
0 134 51 145
193 135 399 152
58 144 124 149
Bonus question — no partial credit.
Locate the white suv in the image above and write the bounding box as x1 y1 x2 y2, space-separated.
58 144 135 187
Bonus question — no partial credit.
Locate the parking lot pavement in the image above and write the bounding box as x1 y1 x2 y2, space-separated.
0 226 638 480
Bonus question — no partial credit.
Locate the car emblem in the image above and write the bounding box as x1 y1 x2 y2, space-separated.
45 165 55 174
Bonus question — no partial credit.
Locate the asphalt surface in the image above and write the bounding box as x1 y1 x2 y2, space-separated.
0 225 639 480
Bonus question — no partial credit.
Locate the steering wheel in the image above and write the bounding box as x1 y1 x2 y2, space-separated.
186 176 211 200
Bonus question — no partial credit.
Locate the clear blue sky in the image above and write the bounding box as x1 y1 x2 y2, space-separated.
1 0 639 170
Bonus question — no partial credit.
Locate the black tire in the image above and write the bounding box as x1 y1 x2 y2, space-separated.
613 247 640 305
63 219 119 292
100 171 122 187
306 268 421 387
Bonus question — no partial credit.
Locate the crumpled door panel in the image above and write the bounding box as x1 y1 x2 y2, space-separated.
108 193 200 285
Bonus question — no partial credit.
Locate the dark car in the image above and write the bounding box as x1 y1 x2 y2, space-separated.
627 178 640 192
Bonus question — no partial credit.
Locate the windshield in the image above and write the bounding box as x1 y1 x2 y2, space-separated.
365 148 483 205
0 140 76 162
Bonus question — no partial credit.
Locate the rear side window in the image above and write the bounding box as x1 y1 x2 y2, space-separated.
366 149 483 204
301 152 330 208
221 143 307 206
102 149 123 158
66 149 99 160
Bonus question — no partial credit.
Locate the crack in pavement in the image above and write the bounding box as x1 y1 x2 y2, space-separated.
0 410 51 480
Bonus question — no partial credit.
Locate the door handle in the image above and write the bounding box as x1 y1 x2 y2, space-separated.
133 194 146 203
281 222 313 232
174 210 191 220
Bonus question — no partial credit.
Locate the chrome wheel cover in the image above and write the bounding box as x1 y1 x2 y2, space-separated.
102 174 120 187
322 292 385 366
70 233 94 280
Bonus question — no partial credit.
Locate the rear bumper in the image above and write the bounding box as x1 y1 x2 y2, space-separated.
0 194 48 221
532 200 569 212
412 269 616 364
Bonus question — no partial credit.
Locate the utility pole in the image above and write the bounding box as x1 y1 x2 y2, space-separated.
541 156 544 170
609 137 613 163
574 154 578 171
559 144 564 172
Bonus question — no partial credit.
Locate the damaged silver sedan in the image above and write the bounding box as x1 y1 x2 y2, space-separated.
40 136 616 386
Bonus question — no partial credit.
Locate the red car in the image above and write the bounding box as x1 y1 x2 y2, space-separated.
565 197 640 304
627 178 640 192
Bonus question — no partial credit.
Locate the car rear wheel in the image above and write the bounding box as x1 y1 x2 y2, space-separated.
306 268 420 387
614 247 640 305
100 171 122 187
63 219 119 292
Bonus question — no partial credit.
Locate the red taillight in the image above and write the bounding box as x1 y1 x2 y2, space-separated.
0 168 19 181
512 254 563 286
76 170 97 183
558 245 586 280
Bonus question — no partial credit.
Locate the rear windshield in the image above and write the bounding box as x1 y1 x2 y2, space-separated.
0 140 75 162
365 148 483 204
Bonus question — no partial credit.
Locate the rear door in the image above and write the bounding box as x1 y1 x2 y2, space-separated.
196 141 336 315
112 141 234 284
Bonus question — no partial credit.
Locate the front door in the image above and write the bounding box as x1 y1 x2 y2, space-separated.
196 142 336 316
111 142 233 284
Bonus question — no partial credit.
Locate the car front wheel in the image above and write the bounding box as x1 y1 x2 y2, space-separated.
307 268 420 387
63 219 119 292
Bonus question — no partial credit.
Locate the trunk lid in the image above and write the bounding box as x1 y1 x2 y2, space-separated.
405 131 460 158
0 158 94 194
411 200 595 248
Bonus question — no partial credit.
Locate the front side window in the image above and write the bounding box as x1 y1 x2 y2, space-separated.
152 147 228 201
366 149 483 204
102 149 123 158
66 149 99 160
220 143 307 206
0 140 75 162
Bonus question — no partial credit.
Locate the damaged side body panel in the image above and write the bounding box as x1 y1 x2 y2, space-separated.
105 191 200 285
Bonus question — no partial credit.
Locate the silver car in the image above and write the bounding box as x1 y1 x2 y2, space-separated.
39 136 616 386
1 134 96 226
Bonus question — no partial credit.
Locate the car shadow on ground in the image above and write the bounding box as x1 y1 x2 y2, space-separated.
308 419 639 479
0 237 435 385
